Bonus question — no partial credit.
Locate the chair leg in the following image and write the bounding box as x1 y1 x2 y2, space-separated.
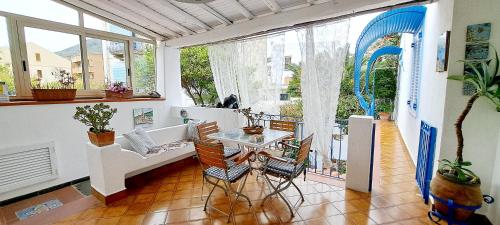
261 174 295 217
203 178 223 211
224 173 252 223
291 180 305 202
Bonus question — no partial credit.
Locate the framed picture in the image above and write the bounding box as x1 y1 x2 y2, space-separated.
465 43 489 60
133 108 153 128
466 23 491 42
436 31 450 72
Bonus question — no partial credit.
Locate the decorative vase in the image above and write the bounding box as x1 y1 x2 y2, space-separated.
32 89 77 101
87 130 115 147
105 90 133 99
430 172 483 221
242 126 264 135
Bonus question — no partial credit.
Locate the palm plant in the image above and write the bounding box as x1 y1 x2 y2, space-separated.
442 48 500 184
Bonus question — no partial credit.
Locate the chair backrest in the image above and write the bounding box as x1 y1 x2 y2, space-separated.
295 134 314 165
197 121 220 142
270 120 296 134
194 141 227 170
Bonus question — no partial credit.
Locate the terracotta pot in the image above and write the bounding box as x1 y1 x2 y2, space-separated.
32 89 76 101
87 131 115 147
105 90 133 99
430 172 483 221
242 126 264 135
378 112 391 120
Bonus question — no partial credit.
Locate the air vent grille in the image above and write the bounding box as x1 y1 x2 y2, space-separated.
0 142 58 193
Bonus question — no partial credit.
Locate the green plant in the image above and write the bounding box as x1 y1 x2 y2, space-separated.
73 103 117 134
32 69 76 89
441 48 500 184
376 99 393 113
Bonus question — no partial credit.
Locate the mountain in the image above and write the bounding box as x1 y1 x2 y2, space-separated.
56 39 102 58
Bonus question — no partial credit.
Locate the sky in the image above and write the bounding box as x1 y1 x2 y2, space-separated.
0 0 380 54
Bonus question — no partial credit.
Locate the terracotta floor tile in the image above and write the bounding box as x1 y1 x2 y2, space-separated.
95 217 120 225
102 206 129 217
117 215 145 225
124 203 151 216
165 209 190 223
142 211 168 225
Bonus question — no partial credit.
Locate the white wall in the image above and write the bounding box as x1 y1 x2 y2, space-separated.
395 0 454 165
439 0 500 217
170 106 242 131
0 46 182 201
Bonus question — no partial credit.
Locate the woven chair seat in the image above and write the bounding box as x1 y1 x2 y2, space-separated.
223 147 241 158
205 164 250 182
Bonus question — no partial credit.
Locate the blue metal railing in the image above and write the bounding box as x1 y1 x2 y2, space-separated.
416 121 437 204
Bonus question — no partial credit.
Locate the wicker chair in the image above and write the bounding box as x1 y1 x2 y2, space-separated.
197 121 241 158
194 141 255 223
258 134 313 217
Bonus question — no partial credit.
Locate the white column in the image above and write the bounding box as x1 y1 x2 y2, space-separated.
346 115 374 193
162 45 183 106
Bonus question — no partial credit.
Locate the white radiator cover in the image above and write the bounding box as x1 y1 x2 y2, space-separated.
0 142 58 194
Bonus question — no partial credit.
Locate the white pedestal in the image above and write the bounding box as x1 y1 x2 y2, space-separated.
346 115 375 193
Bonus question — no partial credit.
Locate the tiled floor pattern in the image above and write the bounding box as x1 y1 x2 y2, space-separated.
12 121 432 225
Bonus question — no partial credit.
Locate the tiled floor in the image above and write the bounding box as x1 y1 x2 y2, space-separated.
9 121 432 225
0 186 85 225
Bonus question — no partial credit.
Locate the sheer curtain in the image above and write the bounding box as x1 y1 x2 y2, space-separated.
208 34 285 114
297 19 350 168
208 42 240 103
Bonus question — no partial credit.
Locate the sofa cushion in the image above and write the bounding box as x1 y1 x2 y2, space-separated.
187 119 205 141
123 128 157 156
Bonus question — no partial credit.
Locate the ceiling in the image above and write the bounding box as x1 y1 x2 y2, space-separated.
64 0 416 46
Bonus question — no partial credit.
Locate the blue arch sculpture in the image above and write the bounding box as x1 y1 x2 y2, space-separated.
365 46 402 116
354 6 426 114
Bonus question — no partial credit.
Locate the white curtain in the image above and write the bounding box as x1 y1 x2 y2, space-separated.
208 42 240 103
208 34 285 115
297 20 350 168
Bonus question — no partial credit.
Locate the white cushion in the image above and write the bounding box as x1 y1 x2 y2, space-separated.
123 128 157 156
187 119 205 141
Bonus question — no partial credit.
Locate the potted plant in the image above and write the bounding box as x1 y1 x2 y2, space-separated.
31 69 77 101
73 103 118 147
430 49 500 220
377 100 393 120
234 107 265 134
105 81 133 99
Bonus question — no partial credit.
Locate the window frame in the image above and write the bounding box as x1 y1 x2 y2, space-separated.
0 2 157 100
408 31 424 116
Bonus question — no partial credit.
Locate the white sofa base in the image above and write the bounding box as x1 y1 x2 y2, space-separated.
86 124 195 202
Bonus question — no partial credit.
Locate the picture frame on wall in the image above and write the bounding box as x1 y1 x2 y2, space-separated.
466 23 491 42
133 108 154 128
436 31 450 72
465 43 489 60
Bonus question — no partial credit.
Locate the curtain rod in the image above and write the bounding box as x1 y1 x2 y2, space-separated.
185 0 432 48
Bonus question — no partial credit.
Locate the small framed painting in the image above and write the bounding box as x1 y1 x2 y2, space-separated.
133 108 154 128
466 23 491 42
465 43 489 60
436 31 450 72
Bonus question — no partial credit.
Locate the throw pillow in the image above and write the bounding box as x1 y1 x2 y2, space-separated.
187 119 205 141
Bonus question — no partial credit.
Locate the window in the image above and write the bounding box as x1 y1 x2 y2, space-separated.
408 31 423 113
132 41 155 94
84 14 132 36
0 16 15 96
86 37 127 89
0 0 156 98
0 0 79 26
24 27 84 89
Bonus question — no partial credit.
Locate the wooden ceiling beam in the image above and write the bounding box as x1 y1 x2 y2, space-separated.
261 0 282 13
140 0 212 31
112 0 194 35
229 0 254 19
81 0 180 37
198 3 232 26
